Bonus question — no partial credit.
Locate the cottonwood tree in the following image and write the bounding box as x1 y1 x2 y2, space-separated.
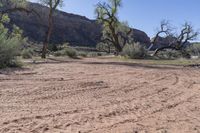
0 0 29 35
95 0 132 54
0 0 39 15
0 0 28 68
151 21 199 56
0 0 40 32
39 0 63 58
96 42 113 53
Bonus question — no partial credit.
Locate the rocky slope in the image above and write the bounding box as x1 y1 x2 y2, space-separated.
7 2 151 47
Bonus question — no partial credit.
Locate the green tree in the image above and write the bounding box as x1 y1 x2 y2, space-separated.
0 0 30 14
38 0 63 58
95 0 132 54
0 0 26 68
0 24 23 68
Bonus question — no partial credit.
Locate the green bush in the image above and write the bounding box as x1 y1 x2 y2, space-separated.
0 27 22 68
186 43 200 57
48 43 58 52
157 50 182 59
54 50 63 57
96 42 113 53
78 51 88 57
22 48 34 59
65 47 77 58
156 48 192 59
54 47 77 58
87 52 100 57
122 43 148 59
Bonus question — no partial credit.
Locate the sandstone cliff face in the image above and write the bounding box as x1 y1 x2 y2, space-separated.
7 2 151 47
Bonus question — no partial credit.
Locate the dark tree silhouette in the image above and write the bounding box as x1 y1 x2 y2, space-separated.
151 21 199 56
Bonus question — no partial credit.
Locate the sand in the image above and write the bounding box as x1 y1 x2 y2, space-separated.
0 58 200 133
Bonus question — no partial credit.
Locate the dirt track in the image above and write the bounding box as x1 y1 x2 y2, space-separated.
1 58 200 133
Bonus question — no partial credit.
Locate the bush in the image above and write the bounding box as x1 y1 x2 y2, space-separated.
65 47 77 58
87 52 102 57
122 43 148 59
22 48 34 59
78 51 88 57
157 50 182 59
48 43 58 52
54 50 63 57
156 49 191 59
54 47 77 58
96 42 113 53
0 28 22 68
186 43 200 57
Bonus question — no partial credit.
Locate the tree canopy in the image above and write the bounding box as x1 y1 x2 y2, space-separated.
96 0 133 53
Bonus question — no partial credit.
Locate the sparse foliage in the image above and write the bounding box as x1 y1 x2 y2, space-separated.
95 0 133 53
0 24 23 68
148 20 172 50
54 46 77 58
38 0 63 58
22 48 34 59
0 0 40 17
96 42 113 53
186 43 200 57
0 0 27 68
152 20 199 56
122 42 148 59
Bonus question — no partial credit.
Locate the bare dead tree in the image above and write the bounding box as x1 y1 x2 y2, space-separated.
148 20 172 50
153 22 199 56
176 22 199 47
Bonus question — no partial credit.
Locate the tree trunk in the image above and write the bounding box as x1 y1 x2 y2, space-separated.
109 25 122 53
108 45 111 53
42 9 53 58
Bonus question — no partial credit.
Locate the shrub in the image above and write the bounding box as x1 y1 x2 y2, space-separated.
54 47 77 58
122 42 148 59
96 42 113 53
156 48 192 59
78 51 88 57
22 48 34 59
157 50 182 59
48 43 58 52
87 52 100 57
65 47 77 58
0 27 22 68
54 50 63 57
186 43 200 57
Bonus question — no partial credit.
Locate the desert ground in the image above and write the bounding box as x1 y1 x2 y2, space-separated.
0 57 200 133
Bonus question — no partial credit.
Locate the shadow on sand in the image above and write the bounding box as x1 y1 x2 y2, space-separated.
81 60 183 70
29 57 184 70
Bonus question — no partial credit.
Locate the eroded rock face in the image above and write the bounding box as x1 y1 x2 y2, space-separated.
7 2 151 47
132 28 151 47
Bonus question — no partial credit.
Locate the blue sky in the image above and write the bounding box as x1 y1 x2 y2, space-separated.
30 0 200 40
